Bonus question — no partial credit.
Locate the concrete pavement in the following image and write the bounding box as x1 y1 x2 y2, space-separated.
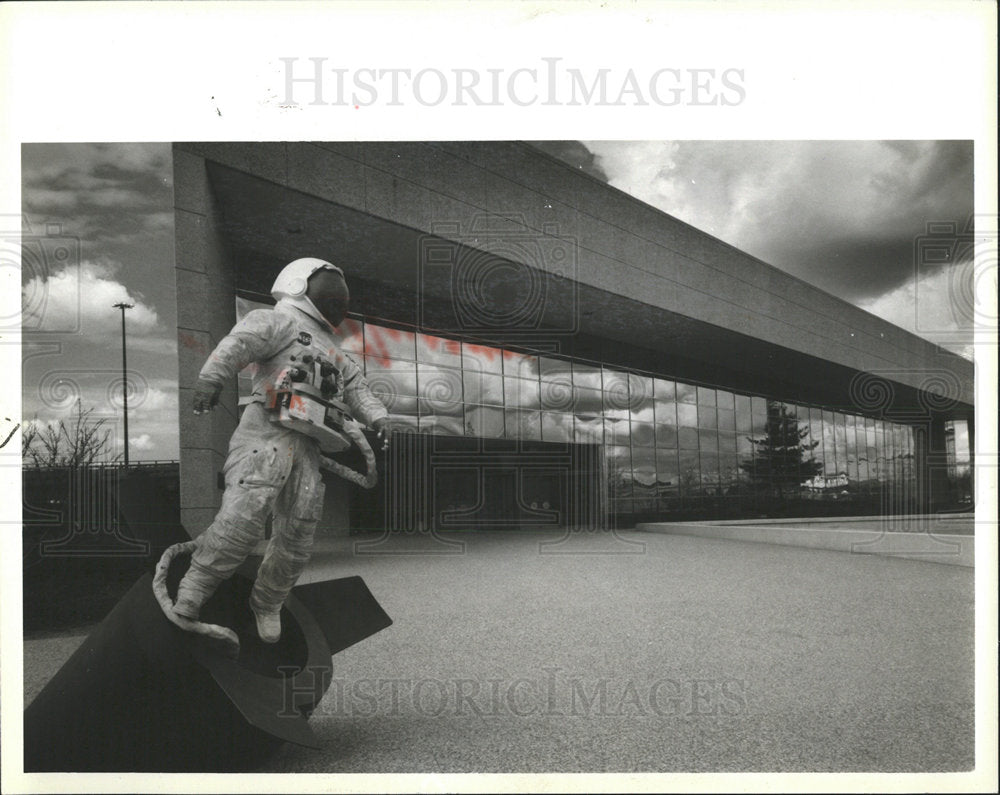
22 528 975 773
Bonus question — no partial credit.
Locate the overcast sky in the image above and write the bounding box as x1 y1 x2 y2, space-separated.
21 141 975 461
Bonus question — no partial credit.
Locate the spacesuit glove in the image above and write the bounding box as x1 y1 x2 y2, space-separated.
372 417 392 451
193 379 223 415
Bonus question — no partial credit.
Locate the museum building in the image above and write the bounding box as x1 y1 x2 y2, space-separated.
172 142 975 536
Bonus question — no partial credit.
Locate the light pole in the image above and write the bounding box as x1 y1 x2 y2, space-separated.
113 302 133 467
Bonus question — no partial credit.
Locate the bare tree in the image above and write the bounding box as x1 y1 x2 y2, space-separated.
22 400 121 467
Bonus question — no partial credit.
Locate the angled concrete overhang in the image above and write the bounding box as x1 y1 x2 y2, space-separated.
176 141 973 423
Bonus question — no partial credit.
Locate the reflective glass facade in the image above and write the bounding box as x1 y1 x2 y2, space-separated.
238 298 919 522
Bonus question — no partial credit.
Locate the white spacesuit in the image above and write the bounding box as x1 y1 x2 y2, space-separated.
173 258 389 642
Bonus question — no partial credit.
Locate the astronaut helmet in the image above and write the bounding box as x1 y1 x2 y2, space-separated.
271 257 348 328
270 257 344 301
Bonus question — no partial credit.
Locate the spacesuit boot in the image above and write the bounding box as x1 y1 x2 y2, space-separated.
248 598 282 644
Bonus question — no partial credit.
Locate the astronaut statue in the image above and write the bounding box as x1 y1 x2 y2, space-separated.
171 258 390 643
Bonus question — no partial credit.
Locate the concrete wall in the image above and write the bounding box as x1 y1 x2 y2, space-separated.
174 148 239 535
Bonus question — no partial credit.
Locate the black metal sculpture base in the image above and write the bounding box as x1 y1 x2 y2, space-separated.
23 553 392 772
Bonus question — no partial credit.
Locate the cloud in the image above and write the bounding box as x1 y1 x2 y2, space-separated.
21 143 173 242
579 141 973 303
859 259 975 360
23 259 161 335
123 433 154 452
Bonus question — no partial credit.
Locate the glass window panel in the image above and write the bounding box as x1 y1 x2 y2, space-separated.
655 423 678 448
629 374 654 411
678 426 700 449
463 370 504 406
571 385 604 416
416 332 462 367
676 382 698 404
751 395 768 415
719 455 740 488
735 394 752 431
654 393 677 426
717 408 736 432
541 412 573 443
697 405 718 430
875 423 887 481
364 325 416 362
631 422 655 447
737 434 754 456
823 414 838 477
574 415 604 444
656 449 680 494
380 392 419 416
834 413 847 460
846 415 859 483
697 386 717 406
700 450 720 483
329 317 364 353
678 450 700 495
505 408 540 440
417 363 463 404
572 362 603 391
677 403 698 427
538 355 572 377
858 436 870 483
363 357 419 397
698 429 719 452
603 369 631 415
716 390 735 412
865 421 877 482
719 432 737 454
797 408 813 450
654 378 676 401
465 404 504 438
604 417 630 445
631 447 657 495
630 377 655 421
504 377 540 410
809 408 824 457
387 413 419 431
462 342 503 375
540 372 575 412
607 445 632 499
419 398 464 436
503 350 538 379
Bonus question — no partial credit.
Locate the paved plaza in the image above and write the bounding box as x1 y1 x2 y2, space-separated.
23 528 975 773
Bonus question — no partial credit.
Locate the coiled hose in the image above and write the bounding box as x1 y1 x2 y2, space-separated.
152 540 241 658
319 420 378 489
